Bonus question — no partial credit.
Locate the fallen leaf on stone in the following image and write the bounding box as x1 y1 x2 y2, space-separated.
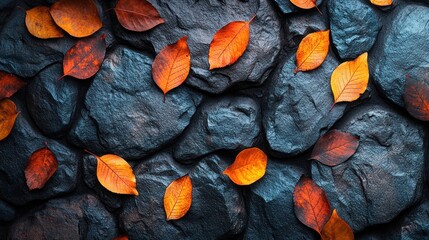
404 76 429 121
0 99 19 141
50 0 102 38
310 130 359 166
321 209 354 240
25 6 65 39
290 0 321 13
330 52 369 110
294 30 330 74
370 0 392 6
223 147 267 185
24 143 58 190
164 174 192 221
60 34 106 80
293 175 331 234
152 36 190 101
85 150 138 195
0 71 26 100
113 235 128 240
115 0 165 32
209 16 255 70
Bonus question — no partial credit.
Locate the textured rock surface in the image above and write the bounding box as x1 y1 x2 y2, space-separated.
312 104 426 231
0 199 15 222
286 10 328 49
273 0 323 15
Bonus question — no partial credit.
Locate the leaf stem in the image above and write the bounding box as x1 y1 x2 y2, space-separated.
249 15 256 23
84 149 97 158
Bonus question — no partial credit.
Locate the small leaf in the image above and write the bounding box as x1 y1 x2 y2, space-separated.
321 209 354 240
208 16 255 70
330 52 369 109
25 6 64 39
164 174 192 221
0 99 19 141
115 0 165 32
370 0 393 6
61 34 106 80
404 77 429 121
0 71 26 100
294 30 330 74
152 36 190 101
293 175 331 234
113 235 128 240
24 144 58 190
50 0 102 38
290 0 321 13
310 130 359 167
223 147 268 185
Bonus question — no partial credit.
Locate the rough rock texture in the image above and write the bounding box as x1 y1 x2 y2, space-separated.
174 96 261 162
0 95 80 206
312 104 426 231
68 46 201 160
329 0 381 59
112 0 281 94
264 52 345 156
120 153 247 239
286 10 328 49
8 194 119 240
370 4 429 106
273 0 323 15
0 199 15 222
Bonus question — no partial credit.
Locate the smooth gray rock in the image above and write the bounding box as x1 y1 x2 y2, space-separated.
273 0 323 14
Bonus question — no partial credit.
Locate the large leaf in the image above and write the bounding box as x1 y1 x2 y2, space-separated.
115 0 164 32
370 0 392 6
295 30 330 74
404 76 429 121
0 99 19 141
25 6 64 39
0 71 26 100
208 16 255 70
164 175 192 221
24 144 58 190
321 209 354 240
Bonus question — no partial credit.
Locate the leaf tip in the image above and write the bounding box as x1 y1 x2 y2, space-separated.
293 67 300 75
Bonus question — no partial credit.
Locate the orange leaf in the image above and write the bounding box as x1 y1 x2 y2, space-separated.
293 175 331 234
290 0 321 13
404 77 429 121
330 52 369 109
294 30 330 74
321 209 354 240
61 34 106 80
370 0 393 6
0 71 26 100
223 147 268 185
24 144 58 190
310 130 359 167
0 99 19 141
113 235 128 240
164 174 192 221
25 6 64 39
208 16 255 70
152 36 190 101
115 0 165 32
50 0 102 38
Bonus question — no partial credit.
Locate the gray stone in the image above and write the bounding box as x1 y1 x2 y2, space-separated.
286 10 328 49
273 0 323 15
0 199 15 222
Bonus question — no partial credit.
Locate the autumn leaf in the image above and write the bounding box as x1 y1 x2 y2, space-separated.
113 235 128 240
293 175 331 234
24 143 58 190
152 36 190 101
164 175 192 221
115 0 165 32
208 16 255 70
290 0 321 13
0 71 26 100
60 34 106 80
310 130 359 167
223 147 268 185
404 76 429 121
321 209 354 240
370 0 393 6
85 150 138 195
294 30 330 74
0 99 19 141
25 6 64 39
50 0 102 38
330 52 369 110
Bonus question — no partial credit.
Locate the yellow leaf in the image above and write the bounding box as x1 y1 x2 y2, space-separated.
321 209 354 240
25 6 64 39
164 175 192 221
295 30 330 74
370 0 393 6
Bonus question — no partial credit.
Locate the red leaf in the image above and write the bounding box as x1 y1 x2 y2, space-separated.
24 144 58 190
115 0 165 32
404 76 429 121
0 71 26 100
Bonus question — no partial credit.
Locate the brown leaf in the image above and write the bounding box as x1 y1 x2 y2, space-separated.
223 147 268 185
370 0 393 6
404 76 429 121
293 175 331 234
115 0 165 32
50 0 102 38
294 30 330 74
152 36 190 101
321 209 354 240
0 71 26 100
112 235 128 240
164 174 192 221
61 34 106 80
310 130 359 166
24 144 58 190
290 0 321 13
25 6 64 39
0 99 19 141
208 16 255 70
